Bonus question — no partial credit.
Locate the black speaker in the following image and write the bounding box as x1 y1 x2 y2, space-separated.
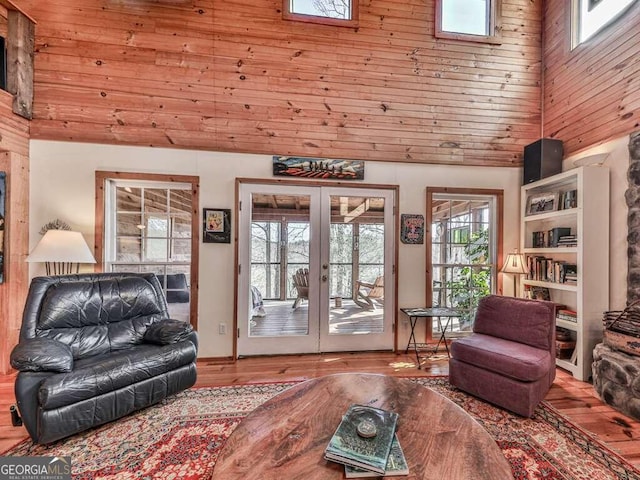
0 36 6 91
523 138 563 185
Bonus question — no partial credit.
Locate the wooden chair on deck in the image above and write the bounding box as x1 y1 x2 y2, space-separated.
292 268 309 309
354 275 384 310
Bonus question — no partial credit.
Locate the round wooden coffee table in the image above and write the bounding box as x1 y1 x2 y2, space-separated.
211 373 513 480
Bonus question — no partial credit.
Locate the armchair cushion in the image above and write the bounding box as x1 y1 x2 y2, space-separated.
38 341 197 410
144 319 194 345
473 294 555 350
10 338 74 373
450 333 552 382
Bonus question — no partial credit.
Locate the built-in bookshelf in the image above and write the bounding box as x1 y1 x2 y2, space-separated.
520 166 609 381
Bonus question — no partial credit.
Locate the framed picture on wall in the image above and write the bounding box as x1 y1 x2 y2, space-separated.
203 208 231 244
400 214 424 244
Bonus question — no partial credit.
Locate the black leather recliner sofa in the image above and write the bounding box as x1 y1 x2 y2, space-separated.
10 272 198 444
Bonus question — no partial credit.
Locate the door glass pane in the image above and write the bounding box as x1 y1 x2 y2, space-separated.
329 195 385 335
249 193 311 337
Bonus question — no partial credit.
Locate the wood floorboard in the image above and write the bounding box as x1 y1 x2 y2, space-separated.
0 353 639 470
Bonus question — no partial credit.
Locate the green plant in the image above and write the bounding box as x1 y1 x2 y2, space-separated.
446 228 491 325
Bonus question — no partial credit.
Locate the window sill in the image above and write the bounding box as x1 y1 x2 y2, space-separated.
435 30 502 46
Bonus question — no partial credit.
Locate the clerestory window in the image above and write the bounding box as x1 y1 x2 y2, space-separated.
572 0 637 48
283 0 359 27
435 0 502 44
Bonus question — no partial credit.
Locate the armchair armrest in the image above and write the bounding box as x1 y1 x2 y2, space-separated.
10 338 74 373
143 319 194 345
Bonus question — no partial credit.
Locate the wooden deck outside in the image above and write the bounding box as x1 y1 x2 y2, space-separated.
249 299 384 336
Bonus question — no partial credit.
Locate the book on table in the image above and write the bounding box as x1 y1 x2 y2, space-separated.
344 434 409 478
324 404 399 475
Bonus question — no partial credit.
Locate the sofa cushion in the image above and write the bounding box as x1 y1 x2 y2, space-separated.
451 333 551 382
144 319 194 345
35 277 167 359
10 338 74 373
37 341 197 410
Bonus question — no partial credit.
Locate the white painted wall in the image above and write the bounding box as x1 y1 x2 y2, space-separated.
29 140 522 357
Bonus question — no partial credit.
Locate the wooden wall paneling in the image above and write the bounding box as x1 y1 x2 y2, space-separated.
15 0 542 167
6 9 34 119
543 0 640 155
0 151 29 375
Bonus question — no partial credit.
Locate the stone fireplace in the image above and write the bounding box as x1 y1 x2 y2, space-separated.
592 130 640 420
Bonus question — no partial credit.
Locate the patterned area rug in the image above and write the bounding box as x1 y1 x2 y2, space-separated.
3 377 640 479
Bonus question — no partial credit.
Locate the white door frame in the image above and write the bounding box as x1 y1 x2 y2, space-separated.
235 180 397 357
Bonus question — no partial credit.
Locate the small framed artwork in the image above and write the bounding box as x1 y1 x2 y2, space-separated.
526 191 559 216
203 208 231 244
530 286 551 301
400 214 424 244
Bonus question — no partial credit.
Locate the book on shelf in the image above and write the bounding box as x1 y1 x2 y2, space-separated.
557 308 577 322
344 434 409 478
324 404 399 475
548 227 571 247
560 189 577 210
526 256 578 284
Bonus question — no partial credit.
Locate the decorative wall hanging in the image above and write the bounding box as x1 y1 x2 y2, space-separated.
0 171 5 283
272 156 364 180
203 208 231 244
400 214 424 244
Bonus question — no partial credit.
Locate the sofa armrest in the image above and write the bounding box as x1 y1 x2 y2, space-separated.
144 319 194 345
10 338 74 373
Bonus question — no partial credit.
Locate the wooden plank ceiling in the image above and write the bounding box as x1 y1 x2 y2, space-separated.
14 0 543 167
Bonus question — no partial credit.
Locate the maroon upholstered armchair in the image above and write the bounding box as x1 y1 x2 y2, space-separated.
449 295 556 417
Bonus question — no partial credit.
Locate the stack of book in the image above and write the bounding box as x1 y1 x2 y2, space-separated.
557 235 577 247
557 308 577 323
324 404 409 478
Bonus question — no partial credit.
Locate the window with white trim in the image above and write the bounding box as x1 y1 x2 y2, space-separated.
104 179 194 322
435 0 502 44
572 0 637 48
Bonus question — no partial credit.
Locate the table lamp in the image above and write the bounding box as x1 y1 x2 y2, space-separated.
26 230 96 275
501 250 529 297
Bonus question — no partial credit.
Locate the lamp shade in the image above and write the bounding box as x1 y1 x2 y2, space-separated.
501 251 529 275
26 230 96 264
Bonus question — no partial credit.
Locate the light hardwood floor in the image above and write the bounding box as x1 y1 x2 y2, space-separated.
1 352 639 470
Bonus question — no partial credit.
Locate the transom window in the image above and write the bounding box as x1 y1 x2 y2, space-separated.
283 0 358 27
572 0 637 48
435 0 501 44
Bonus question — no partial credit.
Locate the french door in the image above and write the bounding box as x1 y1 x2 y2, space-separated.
237 182 395 356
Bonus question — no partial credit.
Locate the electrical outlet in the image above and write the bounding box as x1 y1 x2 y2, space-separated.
218 323 227 335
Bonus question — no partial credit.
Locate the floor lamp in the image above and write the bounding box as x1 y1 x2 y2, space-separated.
26 230 96 275
501 250 529 297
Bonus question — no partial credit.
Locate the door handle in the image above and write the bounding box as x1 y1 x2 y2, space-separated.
322 264 328 270
322 275 328 282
